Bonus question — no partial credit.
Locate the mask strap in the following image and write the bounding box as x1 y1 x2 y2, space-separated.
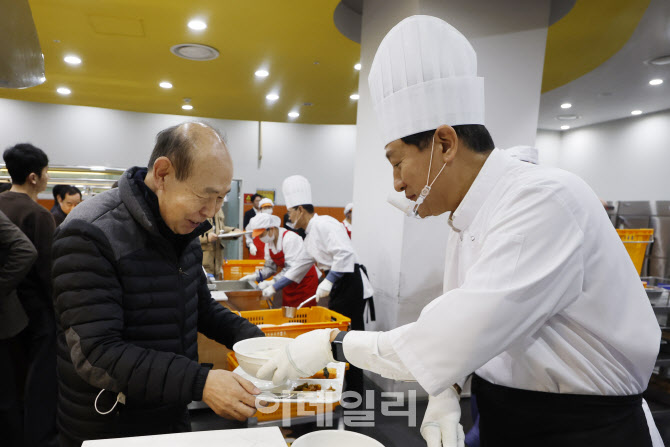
411 137 447 217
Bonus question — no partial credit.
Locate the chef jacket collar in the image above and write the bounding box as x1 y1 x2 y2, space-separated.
305 213 319 235
449 148 507 232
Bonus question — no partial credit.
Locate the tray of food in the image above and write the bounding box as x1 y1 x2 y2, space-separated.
233 362 345 404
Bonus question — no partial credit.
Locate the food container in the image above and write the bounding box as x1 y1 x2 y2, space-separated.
210 280 269 311
232 337 292 377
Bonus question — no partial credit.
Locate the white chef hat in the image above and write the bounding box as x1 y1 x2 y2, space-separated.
506 145 539 165
344 203 353 215
282 175 312 209
368 15 485 146
259 198 274 209
247 213 281 238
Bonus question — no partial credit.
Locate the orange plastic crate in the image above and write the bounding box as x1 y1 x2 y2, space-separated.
235 306 351 338
617 229 654 275
227 351 340 422
222 259 265 280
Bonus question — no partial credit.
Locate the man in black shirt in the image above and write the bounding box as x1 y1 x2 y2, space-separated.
0 143 58 447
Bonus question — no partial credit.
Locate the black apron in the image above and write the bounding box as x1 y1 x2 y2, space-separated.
472 375 653 447
326 264 371 397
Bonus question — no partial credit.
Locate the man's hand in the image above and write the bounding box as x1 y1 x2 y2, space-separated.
262 286 276 298
202 370 261 421
256 329 334 385
421 387 464 447
207 233 218 243
316 279 333 299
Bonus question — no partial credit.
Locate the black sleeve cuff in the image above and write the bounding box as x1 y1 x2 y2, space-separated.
192 364 212 402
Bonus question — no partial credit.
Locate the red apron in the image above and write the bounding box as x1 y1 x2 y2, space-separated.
269 232 319 308
343 221 352 239
248 236 265 260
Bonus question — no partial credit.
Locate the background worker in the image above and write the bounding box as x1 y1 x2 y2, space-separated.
51 185 82 227
258 197 274 214
243 193 263 258
276 174 374 395
200 206 237 279
240 213 319 308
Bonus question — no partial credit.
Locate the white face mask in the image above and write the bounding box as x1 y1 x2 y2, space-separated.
260 232 274 244
387 136 447 219
260 208 273 214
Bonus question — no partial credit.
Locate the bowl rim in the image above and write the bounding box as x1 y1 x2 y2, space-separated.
232 336 292 359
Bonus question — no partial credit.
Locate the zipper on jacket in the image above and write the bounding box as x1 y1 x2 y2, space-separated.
177 266 188 355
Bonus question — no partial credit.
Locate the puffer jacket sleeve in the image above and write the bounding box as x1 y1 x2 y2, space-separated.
52 219 211 404
196 270 265 346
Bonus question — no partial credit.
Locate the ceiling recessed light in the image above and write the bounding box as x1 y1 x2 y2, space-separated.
648 55 670 66
631 110 642 115
350 93 360 100
187 20 207 31
182 104 193 110
64 55 81 65
57 87 71 95
159 81 173 89
354 63 361 71
649 79 663 86
288 111 300 118
561 125 570 130
266 93 279 101
170 44 219 61
560 103 572 109
255 69 269 78
39 76 46 83
556 114 579 121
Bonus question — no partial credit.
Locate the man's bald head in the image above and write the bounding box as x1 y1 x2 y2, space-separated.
148 122 228 181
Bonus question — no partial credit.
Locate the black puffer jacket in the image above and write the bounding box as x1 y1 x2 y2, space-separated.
52 167 263 441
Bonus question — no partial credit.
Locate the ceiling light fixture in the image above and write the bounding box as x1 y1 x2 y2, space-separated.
57 87 71 95
39 76 46 84
631 110 642 115
64 55 82 65
354 63 361 71
561 125 570 130
648 55 670 66
187 20 207 31
159 81 173 89
170 44 219 61
182 104 193 110
649 79 663 86
266 93 279 101
556 114 579 121
288 111 300 118
350 93 360 100
255 69 269 78
560 103 572 109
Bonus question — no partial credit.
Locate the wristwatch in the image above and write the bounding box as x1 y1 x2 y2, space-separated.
330 330 348 362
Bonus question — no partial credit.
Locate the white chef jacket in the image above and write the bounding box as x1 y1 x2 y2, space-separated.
347 148 660 399
283 214 358 283
257 228 303 281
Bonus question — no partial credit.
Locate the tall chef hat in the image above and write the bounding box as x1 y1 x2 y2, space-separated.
344 203 353 215
368 15 485 146
247 214 281 238
282 175 312 209
506 145 539 165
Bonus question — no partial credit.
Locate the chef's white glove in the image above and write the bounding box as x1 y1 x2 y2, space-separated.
420 387 464 447
316 279 333 299
262 286 276 299
248 244 258 256
256 329 334 384
239 273 258 283
258 278 275 290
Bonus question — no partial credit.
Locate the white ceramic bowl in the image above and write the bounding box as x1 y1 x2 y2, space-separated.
232 336 292 377
292 430 385 447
